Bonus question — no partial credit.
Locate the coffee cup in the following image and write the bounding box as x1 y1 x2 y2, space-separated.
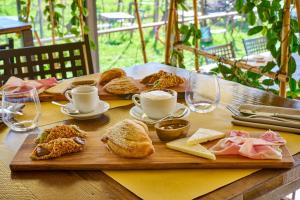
132 89 177 119
65 85 99 113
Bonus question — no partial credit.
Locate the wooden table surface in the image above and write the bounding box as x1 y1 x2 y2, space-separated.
1 63 300 200
0 16 32 35
0 16 33 47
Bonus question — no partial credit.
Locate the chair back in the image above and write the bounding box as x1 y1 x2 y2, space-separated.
203 42 235 64
0 35 93 84
243 37 267 56
0 38 14 50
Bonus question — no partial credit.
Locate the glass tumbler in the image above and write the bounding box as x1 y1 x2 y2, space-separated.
2 86 41 132
185 71 220 113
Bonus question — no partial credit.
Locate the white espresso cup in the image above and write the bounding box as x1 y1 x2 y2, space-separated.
132 89 177 119
65 85 99 113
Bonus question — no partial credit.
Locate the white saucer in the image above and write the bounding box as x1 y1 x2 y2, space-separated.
61 101 110 120
129 103 190 124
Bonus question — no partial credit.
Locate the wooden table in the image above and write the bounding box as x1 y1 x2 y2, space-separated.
1 63 300 199
0 16 34 47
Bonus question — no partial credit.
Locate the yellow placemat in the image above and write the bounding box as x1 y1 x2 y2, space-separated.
103 106 300 200
0 100 132 142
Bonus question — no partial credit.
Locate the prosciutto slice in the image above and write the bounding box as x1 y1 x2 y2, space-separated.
3 76 58 93
209 130 285 160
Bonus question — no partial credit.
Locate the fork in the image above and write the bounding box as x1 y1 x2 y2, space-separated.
226 105 297 123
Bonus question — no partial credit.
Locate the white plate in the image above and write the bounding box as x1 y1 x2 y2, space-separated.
129 103 190 124
61 101 110 120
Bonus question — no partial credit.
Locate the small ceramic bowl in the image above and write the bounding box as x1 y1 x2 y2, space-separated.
71 80 97 88
154 119 190 141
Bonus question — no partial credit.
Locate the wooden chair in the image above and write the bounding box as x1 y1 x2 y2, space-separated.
243 37 267 56
0 35 93 84
0 38 14 50
203 42 235 64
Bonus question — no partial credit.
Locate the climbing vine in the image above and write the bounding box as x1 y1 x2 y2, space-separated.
172 0 300 98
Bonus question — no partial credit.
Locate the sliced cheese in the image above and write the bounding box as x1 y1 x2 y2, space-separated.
166 138 216 160
187 128 225 145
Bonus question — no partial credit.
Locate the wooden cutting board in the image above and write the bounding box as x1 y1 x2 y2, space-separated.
41 74 185 101
10 131 294 171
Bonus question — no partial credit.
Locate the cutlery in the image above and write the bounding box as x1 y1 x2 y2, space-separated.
226 105 298 123
239 108 300 121
51 101 80 115
144 107 189 125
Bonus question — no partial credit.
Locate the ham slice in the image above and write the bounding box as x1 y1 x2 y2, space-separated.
3 76 58 93
239 139 282 160
209 130 285 160
260 130 286 145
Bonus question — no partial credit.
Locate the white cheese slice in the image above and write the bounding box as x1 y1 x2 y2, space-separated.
166 138 216 160
187 128 225 145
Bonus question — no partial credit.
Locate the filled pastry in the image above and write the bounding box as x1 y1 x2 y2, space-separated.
99 68 126 85
103 77 139 95
141 70 184 89
35 125 87 144
101 119 154 158
31 137 85 160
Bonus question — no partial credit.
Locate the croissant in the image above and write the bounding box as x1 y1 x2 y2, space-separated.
31 137 85 160
101 119 154 158
35 125 87 144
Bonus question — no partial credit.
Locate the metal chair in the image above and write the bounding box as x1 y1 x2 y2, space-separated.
0 35 93 84
203 42 235 64
0 38 14 50
243 37 267 56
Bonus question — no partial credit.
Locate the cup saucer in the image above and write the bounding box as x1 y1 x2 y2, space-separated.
129 103 190 124
61 101 110 120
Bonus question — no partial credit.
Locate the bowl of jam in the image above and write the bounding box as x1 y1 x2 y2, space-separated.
154 119 190 141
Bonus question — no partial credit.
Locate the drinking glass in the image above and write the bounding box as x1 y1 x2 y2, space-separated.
185 71 220 113
2 86 41 132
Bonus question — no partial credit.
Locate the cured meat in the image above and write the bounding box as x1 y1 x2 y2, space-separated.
239 139 282 160
209 130 285 160
229 130 250 138
3 76 58 93
260 130 286 145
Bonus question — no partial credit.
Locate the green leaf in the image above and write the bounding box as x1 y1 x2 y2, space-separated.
248 26 263 35
261 61 276 73
235 0 244 12
289 78 297 92
262 79 274 86
83 25 90 34
288 56 296 76
179 25 189 34
247 11 256 25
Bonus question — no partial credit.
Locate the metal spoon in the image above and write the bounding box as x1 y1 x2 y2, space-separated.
51 101 80 115
144 107 189 125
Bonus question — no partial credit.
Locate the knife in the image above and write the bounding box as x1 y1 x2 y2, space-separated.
239 108 300 121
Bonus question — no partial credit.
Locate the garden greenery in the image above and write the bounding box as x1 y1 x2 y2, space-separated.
173 0 300 98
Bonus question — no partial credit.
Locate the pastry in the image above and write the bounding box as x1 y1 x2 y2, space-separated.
31 137 85 160
99 68 126 85
103 77 139 95
101 119 154 158
35 125 87 144
141 70 184 89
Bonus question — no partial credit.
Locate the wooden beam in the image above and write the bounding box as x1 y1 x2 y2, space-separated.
134 0 148 63
175 44 289 83
193 0 200 71
164 0 176 65
86 0 100 72
279 0 291 98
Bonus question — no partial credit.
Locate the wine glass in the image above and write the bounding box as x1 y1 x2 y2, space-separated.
2 86 41 132
185 71 220 113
